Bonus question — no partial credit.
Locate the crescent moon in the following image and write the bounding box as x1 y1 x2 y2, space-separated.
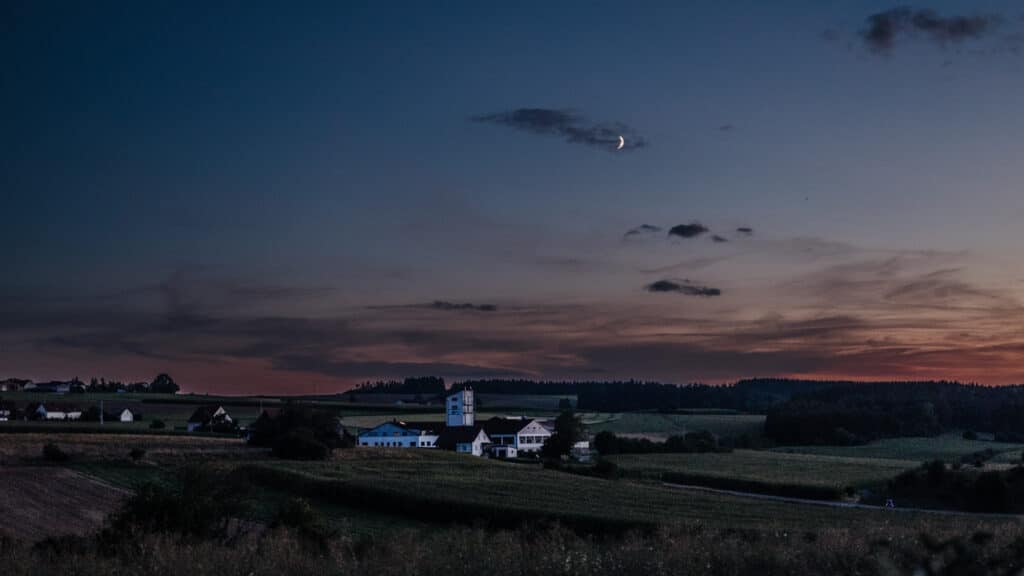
616 136 625 150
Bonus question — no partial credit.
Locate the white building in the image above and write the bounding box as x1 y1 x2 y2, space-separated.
119 409 134 423
358 421 440 448
32 403 83 421
187 405 233 432
436 426 490 456
482 417 552 453
446 388 474 427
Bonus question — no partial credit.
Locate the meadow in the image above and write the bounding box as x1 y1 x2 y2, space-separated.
581 412 766 441
772 433 1024 462
608 450 916 497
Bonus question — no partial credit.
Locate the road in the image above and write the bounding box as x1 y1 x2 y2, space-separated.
661 481 1024 518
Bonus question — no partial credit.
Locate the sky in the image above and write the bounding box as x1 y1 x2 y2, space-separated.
4 1 1024 394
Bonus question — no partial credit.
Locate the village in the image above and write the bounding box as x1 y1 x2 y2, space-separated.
0 379 590 459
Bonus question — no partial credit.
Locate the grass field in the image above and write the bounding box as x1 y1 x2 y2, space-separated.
0 467 128 541
773 433 1024 463
581 412 765 440
608 450 916 496
244 448 1021 532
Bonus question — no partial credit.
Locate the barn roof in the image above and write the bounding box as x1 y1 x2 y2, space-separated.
435 425 488 450
482 417 539 436
187 405 226 423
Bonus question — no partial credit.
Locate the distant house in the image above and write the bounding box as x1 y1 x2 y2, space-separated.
435 426 490 457
118 409 134 423
482 417 552 453
25 381 72 394
0 378 30 392
0 400 16 421
358 421 440 448
187 405 233 432
29 402 83 421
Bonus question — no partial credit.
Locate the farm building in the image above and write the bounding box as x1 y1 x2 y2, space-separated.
24 381 72 394
358 421 439 448
187 405 233 432
435 426 490 456
0 378 29 392
358 389 559 458
482 417 552 453
28 402 83 421
118 408 135 422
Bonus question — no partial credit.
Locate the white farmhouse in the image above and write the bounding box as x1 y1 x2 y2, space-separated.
187 405 233 432
482 417 551 453
358 421 440 448
119 409 134 423
436 426 490 456
32 403 83 421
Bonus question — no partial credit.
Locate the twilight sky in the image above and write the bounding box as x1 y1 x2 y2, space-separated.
4 1 1024 394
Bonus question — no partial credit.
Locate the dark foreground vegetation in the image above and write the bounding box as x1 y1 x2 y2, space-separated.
890 460 1024 514
6 465 1024 576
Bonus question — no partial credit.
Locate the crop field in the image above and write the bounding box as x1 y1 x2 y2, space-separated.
608 450 916 495
581 412 765 440
0 467 128 541
773 433 1024 463
0 432 254 464
244 449 1020 533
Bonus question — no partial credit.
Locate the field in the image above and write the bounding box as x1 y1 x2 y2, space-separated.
0 467 128 541
608 450 916 498
581 412 766 440
772 433 1024 463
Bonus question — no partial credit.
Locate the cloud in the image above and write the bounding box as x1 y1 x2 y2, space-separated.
472 108 647 151
861 7 1001 53
623 224 662 238
644 279 722 297
427 301 498 312
711 235 729 243
668 222 709 239
736 227 754 236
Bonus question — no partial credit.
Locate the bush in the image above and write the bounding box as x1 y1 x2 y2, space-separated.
273 428 330 460
42 443 69 462
149 419 166 430
594 459 619 479
271 497 334 551
129 448 146 461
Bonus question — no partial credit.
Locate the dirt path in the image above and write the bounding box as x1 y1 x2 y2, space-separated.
0 466 129 541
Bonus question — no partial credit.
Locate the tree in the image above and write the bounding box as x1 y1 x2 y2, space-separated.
541 410 584 459
150 373 179 394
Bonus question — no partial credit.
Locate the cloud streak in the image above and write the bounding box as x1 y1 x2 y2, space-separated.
472 108 647 151
861 7 1001 53
668 222 709 239
644 279 722 297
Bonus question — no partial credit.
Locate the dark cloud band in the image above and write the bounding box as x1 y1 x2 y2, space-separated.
472 108 646 151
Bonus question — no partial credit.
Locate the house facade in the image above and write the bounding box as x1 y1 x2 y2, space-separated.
436 426 490 456
187 405 233 432
482 417 552 453
358 421 439 448
31 403 83 421
446 388 474 427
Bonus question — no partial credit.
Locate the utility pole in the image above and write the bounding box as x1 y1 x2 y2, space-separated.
100 400 104 426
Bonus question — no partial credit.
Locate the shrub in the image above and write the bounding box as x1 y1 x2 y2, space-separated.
42 443 69 462
129 448 146 461
594 459 619 479
273 428 330 460
149 419 166 430
271 497 334 551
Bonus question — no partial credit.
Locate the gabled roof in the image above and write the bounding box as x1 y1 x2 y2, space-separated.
359 420 443 437
188 405 226 423
482 417 542 436
435 425 489 450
